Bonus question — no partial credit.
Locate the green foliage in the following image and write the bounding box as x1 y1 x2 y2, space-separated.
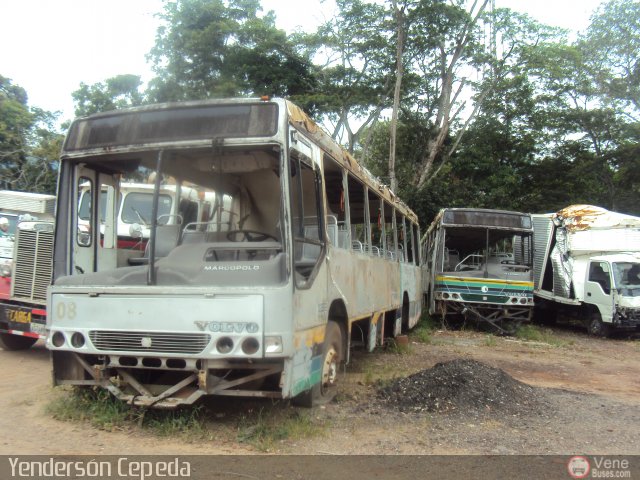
72 74 145 117
6 0 640 216
0 75 60 193
146 0 316 103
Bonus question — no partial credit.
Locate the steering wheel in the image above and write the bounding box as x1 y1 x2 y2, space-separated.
226 230 277 242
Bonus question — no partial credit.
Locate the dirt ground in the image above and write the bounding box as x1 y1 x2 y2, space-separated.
0 324 638 456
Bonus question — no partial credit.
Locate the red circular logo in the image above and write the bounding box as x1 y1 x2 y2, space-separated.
567 456 590 479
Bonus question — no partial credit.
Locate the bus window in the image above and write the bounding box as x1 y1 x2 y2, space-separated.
384 202 396 261
77 177 92 247
368 189 382 257
291 155 324 286
322 155 349 248
346 174 367 254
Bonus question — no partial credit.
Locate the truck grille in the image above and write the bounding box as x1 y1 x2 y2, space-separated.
11 228 54 302
88 330 211 354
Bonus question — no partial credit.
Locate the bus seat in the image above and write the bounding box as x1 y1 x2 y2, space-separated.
154 224 181 257
337 230 349 249
128 224 180 265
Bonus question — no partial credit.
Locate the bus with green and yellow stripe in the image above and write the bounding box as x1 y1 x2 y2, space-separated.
422 208 534 334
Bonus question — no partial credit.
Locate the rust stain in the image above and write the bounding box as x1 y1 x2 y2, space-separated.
285 100 419 224
556 204 640 232
294 325 326 349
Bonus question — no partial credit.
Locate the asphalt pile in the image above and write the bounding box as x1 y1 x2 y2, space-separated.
377 359 542 415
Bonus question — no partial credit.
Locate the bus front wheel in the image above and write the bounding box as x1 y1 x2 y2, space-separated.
293 321 343 407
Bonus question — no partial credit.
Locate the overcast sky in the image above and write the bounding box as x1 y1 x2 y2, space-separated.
0 0 604 127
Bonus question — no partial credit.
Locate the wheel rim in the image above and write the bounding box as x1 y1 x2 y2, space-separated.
321 345 338 394
590 318 601 334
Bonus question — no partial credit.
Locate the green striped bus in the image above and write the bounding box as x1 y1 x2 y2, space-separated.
421 208 533 334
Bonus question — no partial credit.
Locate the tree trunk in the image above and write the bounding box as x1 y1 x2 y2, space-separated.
389 3 405 193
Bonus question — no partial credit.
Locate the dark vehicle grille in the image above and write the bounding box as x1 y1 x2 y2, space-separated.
88 331 211 354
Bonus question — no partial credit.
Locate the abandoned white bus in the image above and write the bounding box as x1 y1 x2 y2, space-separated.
421 208 534 334
47 98 422 408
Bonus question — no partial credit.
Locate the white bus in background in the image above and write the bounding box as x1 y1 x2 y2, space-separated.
47 98 422 408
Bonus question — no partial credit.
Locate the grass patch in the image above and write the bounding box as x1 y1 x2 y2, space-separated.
47 387 325 451
514 324 568 346
47 387 135 431
484 334 497 347
47 387 211 440
237 408 324 452
410 312 438 344
385 338 412 354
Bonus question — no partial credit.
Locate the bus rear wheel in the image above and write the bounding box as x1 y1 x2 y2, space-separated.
0 333 37 351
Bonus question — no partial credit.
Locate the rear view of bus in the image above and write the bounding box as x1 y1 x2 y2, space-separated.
47 98 422 408
422 208 534 333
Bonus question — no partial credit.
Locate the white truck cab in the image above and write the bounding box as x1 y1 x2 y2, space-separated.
533 206 640 337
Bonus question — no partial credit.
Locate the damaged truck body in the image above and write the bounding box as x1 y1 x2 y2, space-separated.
422 208 534 333
47 98 422 408
532 205 640 336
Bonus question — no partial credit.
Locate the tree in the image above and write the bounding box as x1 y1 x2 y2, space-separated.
580 0 640 117
301 0 397 153
146 0 316 103
72 74 145 117
0 76 60 193
409 0 491 189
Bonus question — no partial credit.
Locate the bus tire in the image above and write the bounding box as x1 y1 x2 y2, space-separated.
587 312 610 338
293 321 343 407
0 333 37 351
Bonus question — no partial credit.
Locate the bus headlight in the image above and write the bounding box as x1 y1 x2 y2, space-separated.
265 336 283 354
51 331 65 347
71 332 86 348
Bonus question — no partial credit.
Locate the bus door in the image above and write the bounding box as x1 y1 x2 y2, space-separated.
290 142 329 333
73 166 118 274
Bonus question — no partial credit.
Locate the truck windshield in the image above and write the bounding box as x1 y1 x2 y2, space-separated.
613 262 640 296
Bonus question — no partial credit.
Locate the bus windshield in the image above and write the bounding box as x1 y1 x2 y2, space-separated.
60 146 285 288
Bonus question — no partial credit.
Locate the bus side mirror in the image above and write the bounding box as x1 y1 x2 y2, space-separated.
129 223 143 239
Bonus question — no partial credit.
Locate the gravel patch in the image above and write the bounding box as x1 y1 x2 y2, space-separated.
377 359 543 415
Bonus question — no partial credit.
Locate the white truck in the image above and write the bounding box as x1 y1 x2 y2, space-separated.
0 190 56 349
532 205 640 336
0 184 209 350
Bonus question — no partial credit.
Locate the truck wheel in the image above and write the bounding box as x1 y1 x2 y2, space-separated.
0 333 38 351
587 312 611 338
293 321 343 407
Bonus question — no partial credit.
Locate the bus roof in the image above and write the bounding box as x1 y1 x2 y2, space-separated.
61 98 419 224
428 208 533 233
285 101 418 223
